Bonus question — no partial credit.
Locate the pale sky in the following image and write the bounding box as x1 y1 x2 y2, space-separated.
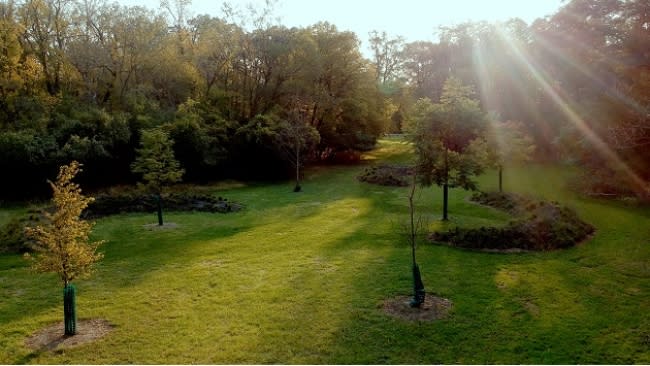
118 0 565 54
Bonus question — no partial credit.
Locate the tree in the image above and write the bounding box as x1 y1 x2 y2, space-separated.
486 119 535 192
368 30 405 85
275 107 320 192
131 128 184 226
409 77 488 220
402 41 448 101
18 0 72 95
25 161 104 335
406 170 425 307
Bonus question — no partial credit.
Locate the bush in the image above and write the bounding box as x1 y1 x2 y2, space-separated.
83 191 243 219
431 192 594 251
0 210 43 254
358 165 413 187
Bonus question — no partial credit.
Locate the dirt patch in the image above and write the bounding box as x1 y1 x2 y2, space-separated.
25 318 114 351
143 222 178 230
383 295 452 322
522 299 540 317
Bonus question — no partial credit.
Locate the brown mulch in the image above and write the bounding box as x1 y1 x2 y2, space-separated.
25 318 114 351
383 295 453 322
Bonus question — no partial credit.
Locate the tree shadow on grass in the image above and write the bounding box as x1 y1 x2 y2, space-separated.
242 178 648 364
3 157 647 363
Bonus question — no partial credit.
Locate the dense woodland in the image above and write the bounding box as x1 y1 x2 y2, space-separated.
0 0 648 199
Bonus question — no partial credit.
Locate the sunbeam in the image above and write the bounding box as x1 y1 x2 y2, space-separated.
493 25 649 196
532 30 648 116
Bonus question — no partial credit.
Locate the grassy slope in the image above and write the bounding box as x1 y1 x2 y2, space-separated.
0 138 648 364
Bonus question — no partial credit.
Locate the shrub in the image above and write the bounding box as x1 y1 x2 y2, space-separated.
0 210 43 254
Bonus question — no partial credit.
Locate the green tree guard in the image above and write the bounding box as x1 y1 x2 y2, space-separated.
64 284 77 335
410 264 426 307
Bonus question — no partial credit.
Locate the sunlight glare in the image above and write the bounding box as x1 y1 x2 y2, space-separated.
493 26 649 196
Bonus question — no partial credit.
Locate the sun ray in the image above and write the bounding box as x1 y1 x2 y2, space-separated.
472 35 509 159
532 30 647 116
493 26 649 196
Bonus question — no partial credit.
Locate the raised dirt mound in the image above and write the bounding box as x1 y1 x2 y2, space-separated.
430 191 595 251
358 164 413 187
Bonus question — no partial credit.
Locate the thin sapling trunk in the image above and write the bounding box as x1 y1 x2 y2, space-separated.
408 171 425 307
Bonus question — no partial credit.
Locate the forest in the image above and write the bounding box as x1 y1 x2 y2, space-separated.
0 0 648 200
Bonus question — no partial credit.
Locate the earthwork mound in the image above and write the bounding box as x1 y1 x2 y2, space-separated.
431 191 595 251
358 164 414 187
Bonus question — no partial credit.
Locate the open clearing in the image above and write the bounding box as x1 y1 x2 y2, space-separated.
0 139 648 364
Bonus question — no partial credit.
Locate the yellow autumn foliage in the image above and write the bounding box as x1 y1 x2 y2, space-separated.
26 161 103 286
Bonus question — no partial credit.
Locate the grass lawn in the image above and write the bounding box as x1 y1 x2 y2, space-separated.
0 138 648 364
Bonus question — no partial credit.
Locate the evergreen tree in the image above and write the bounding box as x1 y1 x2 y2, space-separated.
131 128 184 226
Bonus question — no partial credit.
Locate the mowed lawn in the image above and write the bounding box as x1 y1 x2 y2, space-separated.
0 139 648 364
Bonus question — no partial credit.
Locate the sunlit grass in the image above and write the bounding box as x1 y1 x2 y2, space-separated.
0 139 648 363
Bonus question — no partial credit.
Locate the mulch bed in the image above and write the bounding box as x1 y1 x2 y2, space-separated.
25 318 114 351
358 164 414 187
383 295 452 322
431 191 595 251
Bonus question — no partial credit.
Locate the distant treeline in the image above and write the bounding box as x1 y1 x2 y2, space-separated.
0 0 647 199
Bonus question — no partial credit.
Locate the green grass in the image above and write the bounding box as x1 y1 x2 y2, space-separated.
1 139 648 364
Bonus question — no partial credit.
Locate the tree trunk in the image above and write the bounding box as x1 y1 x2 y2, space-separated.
156 193 163 226
408 172 417 265
499 166 503 193
63 284 76 335
410 263 425 307
294 145 301 192
443 147 449 221
408 172 425 307
443 183 449 221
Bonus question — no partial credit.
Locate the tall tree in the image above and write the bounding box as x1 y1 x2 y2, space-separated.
409 77 488 220
368 30 405 85
402 41 449 101
19 0 74 95
26 161 104 335
274 106 320 192
131 128 184 226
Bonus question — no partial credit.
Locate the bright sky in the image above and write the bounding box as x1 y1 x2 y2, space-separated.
118 0 565 54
